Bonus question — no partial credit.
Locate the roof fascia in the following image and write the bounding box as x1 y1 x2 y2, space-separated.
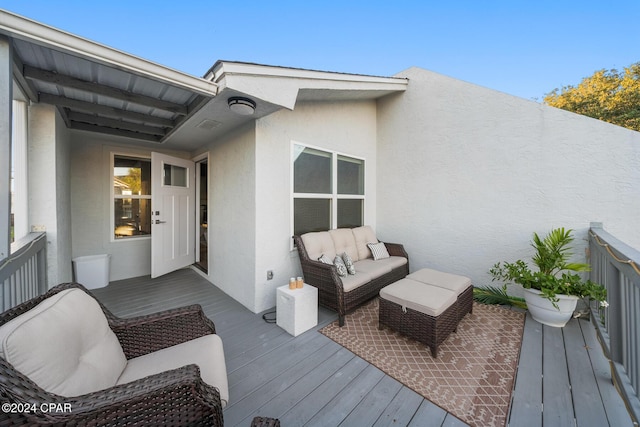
0 9 218 97
210 61 408 110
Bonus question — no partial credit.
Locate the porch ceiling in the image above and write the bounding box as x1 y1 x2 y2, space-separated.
9 38 217 145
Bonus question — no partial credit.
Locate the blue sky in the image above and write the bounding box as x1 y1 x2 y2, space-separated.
2 1 638 101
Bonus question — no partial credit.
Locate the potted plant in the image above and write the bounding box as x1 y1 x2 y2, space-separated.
489 227 607 327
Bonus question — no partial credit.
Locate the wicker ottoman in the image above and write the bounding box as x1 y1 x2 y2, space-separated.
406 268 473 322
379 278 459 358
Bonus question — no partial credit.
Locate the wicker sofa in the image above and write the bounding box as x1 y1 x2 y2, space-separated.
294 226 409 326
0 283 227 426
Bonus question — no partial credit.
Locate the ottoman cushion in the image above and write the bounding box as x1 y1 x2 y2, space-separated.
407 268 471 296
379 278 457 317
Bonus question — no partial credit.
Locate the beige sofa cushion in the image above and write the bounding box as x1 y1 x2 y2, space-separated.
407 268 472 296
0 289 127 397
355 257 408 278
352 226 378 260
118 334 229 407
380 279 457 317
329 228 359 262
341 271 374 292
301 231 336 261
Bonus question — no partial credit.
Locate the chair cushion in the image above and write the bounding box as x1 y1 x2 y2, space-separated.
0 289 127 397
301 231 336 261
117 334 229 407
329 228 359 262
341 271 374 292
352 226 378 260
355 257 407 278
380 279 457 317
407 268 472 296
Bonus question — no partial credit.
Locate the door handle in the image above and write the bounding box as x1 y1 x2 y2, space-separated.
155 220 167 224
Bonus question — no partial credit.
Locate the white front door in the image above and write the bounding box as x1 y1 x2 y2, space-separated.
151 152 196 278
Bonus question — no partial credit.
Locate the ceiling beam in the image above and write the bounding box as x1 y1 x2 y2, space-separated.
11 51 37 101
66 111 168 136
24 65 189 115
70 121 162 142
38 93 175 128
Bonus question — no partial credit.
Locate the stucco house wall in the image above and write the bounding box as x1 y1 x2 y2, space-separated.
205 123 257 310
252 99 379 312
69 132 190 282
376 66 640 291
28 103 72 287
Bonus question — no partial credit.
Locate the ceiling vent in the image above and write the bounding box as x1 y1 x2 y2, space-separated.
197 119 222 130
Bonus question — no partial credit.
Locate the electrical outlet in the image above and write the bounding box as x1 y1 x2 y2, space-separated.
267 270 274 280
32 225 46 232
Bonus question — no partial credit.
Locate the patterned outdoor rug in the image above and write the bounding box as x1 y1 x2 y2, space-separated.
319 299 525 427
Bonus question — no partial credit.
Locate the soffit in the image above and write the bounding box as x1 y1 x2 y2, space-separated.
0 9 218 147
10 39 213 144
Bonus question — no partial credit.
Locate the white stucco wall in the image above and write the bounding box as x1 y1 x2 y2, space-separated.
376 67 640 290
28 104 72 287
205 123 257 310
253 100 378 312
54 109 72 284
69 132 190 282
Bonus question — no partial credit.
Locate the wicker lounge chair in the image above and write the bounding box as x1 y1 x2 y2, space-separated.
0 282 227 426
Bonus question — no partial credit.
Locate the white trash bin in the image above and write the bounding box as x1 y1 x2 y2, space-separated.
72 254 111 289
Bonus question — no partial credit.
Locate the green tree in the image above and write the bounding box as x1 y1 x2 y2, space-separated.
544 62 640 132
120 168 141 194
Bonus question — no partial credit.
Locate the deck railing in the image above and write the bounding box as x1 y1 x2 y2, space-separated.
0 232 47 312
589 224 640 422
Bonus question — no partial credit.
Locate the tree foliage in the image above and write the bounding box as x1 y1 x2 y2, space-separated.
544 62 640 132
119 168 142 194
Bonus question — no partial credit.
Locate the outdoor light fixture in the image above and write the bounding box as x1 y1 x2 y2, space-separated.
227 97 256 115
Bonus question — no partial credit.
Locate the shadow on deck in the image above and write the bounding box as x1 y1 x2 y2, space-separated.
92 268 633 427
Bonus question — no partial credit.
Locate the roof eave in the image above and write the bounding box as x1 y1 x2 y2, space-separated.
0 9 218 97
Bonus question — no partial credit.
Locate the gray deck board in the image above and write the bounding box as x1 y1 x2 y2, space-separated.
542 325 574 426
580 317 634 426
277 357 370 426
509 312 543 427
372 386 424 427
564 319 610 427
407 400 448 427
305 364 386 426
90 269 633 427
338 375 404 427
224 340 344 426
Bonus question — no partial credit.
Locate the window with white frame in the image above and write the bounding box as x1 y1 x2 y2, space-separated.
292 143 365 236
112 155 151 239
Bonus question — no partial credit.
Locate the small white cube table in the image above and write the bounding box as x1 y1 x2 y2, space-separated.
276 284 318 336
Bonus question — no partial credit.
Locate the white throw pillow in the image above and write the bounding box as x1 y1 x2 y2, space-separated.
342 252 356 275
367 242 390 260
334 256 348 277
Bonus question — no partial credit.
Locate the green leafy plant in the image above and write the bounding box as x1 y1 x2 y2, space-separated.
489 228 607 308
473 285 527 309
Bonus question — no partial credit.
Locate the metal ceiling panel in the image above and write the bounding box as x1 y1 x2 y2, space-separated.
10 37 214 143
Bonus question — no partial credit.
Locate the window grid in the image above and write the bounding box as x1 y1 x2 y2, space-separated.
111 154 152 241
292 142 365 237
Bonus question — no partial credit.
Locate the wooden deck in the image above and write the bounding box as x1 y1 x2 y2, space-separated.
91 268 634 427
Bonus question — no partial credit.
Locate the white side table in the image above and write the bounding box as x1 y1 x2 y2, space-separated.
276 284 318 336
